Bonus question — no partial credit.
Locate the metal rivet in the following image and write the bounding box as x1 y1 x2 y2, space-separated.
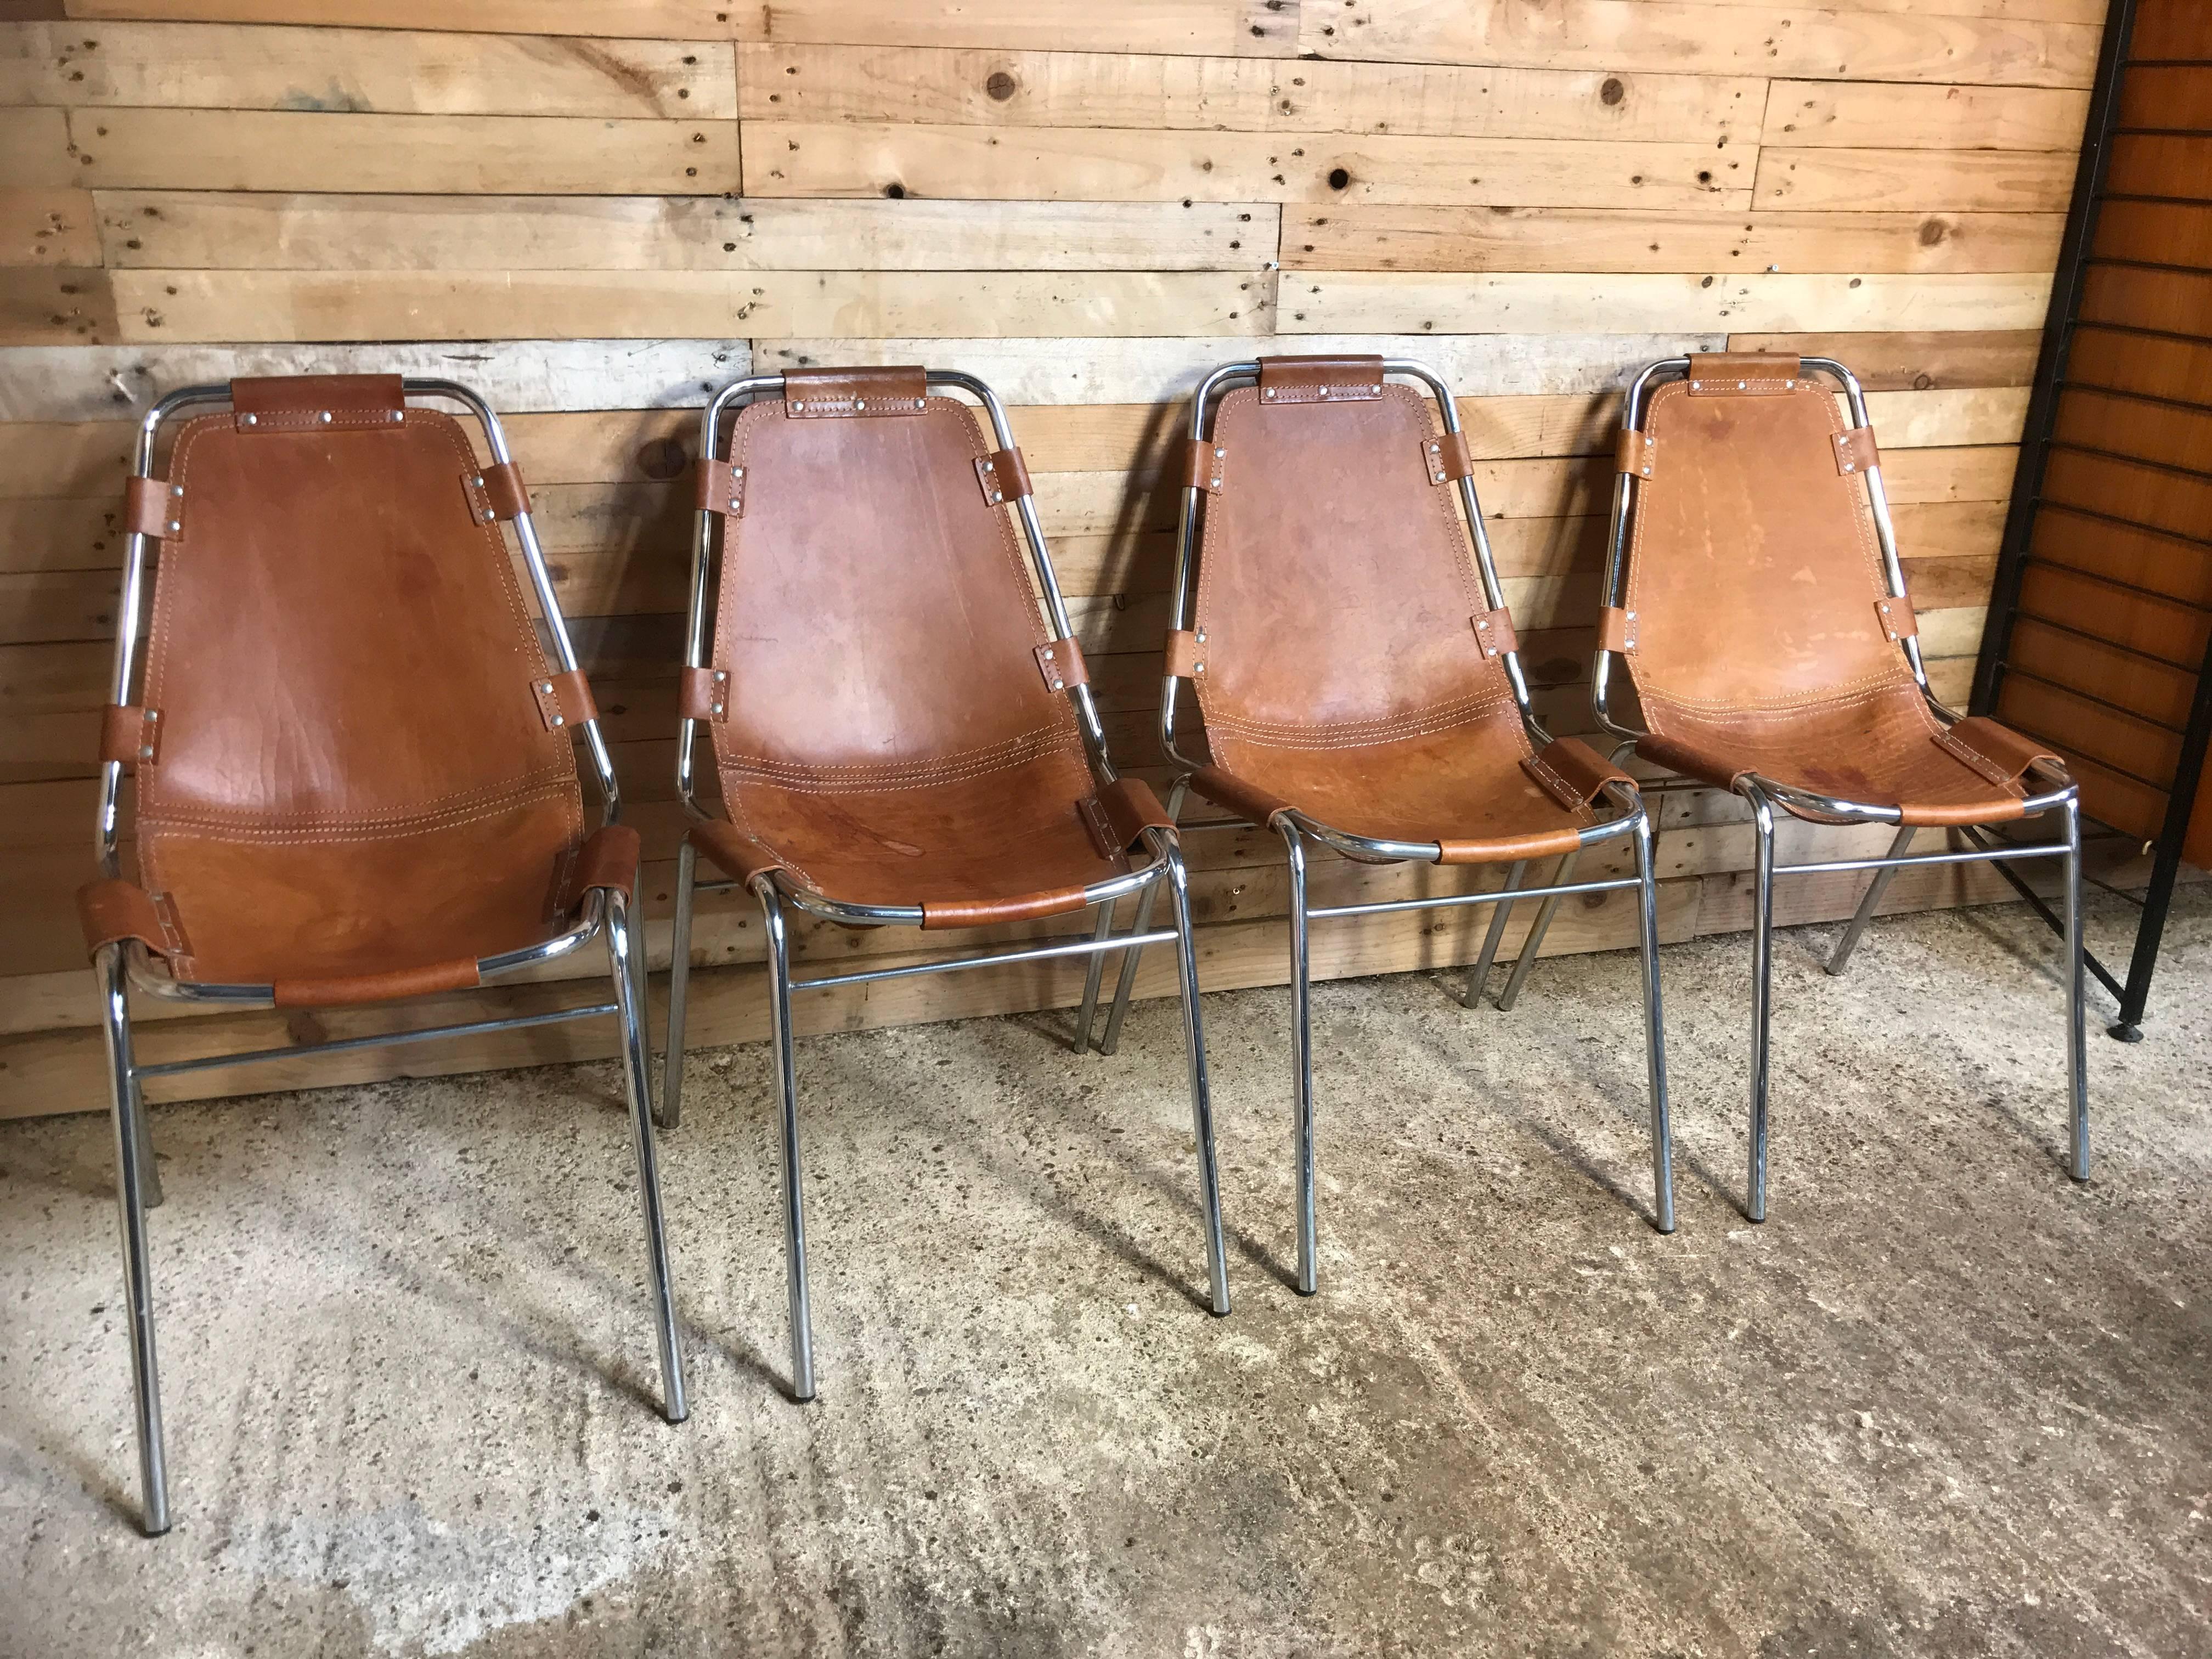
389 409 404 422
146 711 160 722
551 714 564 727
1429 442 1440 452
1195 631 1205 643
791 401 804 411
855 399 866 410
539 681 553 693
1193 662 1205 673
1042 647 1054 658
138 746 153 759
1370 384 1381 393
482 509 494 521
710 702 724 714
1264 388 1276 399
733 467 743 477
472 475 484 487
166 520 180 533
714 670 727 681
1736 381 1746 391
1215 447 1224 458
319 410 333 422
170 484 183 498
241 413 258 426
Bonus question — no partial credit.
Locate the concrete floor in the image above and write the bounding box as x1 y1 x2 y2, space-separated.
3 892 2209 1657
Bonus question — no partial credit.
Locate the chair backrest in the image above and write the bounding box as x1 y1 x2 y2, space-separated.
696 366 1092 788
1180 354 1521 747
116 374 590 981
1609 353 1914 721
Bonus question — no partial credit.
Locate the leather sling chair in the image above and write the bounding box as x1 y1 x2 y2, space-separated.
660 364 1228 1401
1593 352 2087 1222
1094 353 1678 1296
75 374 687 1537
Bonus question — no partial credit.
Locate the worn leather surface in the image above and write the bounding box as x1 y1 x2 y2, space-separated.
1184 375 1602 859
106 381 596 994
1621 374 2045 824
700 388 1132 917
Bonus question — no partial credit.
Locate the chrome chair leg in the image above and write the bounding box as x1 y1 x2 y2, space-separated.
1071 898 1116 1054
608 889 689 1424
1746 788 1778 1223
2063 795 2089 1180
95 944 169 1536
660 836 697 1130
1631 812 1677 1233
1462 859 1525 1007
1100 777 1188 1056
1497 849 1579 1011
1278 821 1317 1295
1157 834 1230 1316
755 880 817 1398
1825 823 1915 976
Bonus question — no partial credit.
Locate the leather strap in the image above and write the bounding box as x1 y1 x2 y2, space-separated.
1598 606 1639 654
482 460 531 518
1936 716 2061 787
1421 429 1475 484
680 664 731 721
1098 777 1174 851
1034 637 1088 692
1470 606 1517 659
274 957 481 1008
1257 355 1385 405
1439 826 1583 863
1523 737 1633 810
1898 797 2030 829
1615 428 1655 478
784 365 928 417
233 373 405 414
1187 764 1290 827
921 885 1091 930
975 447 1032 504
690 817 786 886
1686 353 1802 394
696 455 745 517
77 878 172 959
529 668 596 731
123 474 184 540
460 466 530 526
1634 731 1751 792
565 823 640 902
1165 628 1206 679
1183 438 1225 493
1873 593 1917 642
1833 427 1879 477
100 703 161 769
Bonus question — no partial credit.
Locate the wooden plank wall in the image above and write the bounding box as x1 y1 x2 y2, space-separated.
0 1 2104 1117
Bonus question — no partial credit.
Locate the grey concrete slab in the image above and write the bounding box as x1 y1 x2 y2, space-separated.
3 894 2208 1657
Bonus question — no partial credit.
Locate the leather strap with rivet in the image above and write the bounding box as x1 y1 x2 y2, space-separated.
1599 605 1639 654
696 455 745 518
680 664 731 722
1165 627 1207 679
975 447 1033 506
1422 430 1475 484
1033 637 1088 692
123 475 185 540
1182 438 1225 494
99 703 162 771
529 668 596 731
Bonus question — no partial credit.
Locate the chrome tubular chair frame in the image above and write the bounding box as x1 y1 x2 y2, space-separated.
664 370 1227 1403
95 380 687 1537
1099 359 1675 1291
1592 356 2087 1220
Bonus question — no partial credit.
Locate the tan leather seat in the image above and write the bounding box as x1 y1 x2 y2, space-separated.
682 366 1164 925
1608 353 2057 821
76 373 634 1003
1173 355 1626 854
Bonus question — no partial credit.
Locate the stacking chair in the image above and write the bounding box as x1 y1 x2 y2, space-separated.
76 374 686 1536
1593 352 2086 1219
661 364 1227 1400
1098 353 1677 1294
